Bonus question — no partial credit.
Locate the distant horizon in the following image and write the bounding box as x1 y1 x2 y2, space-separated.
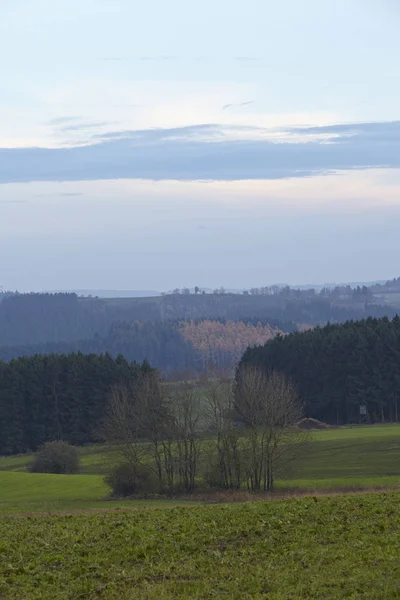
2 277 396 298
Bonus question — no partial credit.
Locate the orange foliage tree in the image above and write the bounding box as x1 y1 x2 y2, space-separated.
181 320 281 371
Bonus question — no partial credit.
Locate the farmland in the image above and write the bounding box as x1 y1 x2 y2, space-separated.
1 492 400 599
1 424 400 515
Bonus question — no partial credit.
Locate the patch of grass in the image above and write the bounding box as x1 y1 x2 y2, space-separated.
0 444 117 475
0 472 107 515
1 492 400 598
282 424 400 489
0 472 192 515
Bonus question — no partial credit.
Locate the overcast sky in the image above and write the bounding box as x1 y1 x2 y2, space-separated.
1 0 400 291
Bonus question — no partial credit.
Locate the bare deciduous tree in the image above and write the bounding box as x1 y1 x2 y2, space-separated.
101 367 308 496
100 382 145 468
171 385 202 493
204 382 242 489
235 366 308 491
100 372 174 492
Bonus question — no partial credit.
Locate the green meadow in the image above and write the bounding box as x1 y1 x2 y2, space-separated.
1 424 399 515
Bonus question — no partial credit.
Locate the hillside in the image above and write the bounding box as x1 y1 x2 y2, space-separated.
0 279 399 375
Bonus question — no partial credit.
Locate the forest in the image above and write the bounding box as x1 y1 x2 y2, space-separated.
240 316 400 425
0 353 152 455
0 317 284 375
2 315 400 456
0 282 399 374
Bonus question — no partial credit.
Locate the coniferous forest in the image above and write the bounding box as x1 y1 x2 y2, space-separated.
240 316 400 425
0 353 152 455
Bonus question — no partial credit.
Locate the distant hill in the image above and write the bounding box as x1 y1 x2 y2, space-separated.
0 277 399 376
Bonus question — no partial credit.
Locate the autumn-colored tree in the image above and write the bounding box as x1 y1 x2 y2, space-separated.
182 320 281 370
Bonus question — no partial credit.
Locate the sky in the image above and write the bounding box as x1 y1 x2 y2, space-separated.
1 0 400 292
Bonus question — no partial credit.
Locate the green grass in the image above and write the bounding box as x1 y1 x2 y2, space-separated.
278 423 400 490
0 472 106 514
0 472 194 515
0 444 116 475
1 424 399 514
1 492 400 599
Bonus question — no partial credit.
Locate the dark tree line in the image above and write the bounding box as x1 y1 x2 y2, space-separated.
0 293 109 346
0 353 152 455
160 289 396 324
240 316 400 425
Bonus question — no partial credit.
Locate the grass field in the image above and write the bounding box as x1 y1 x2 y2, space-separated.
0 472 197 516
1 492 400 599
0 424 399 515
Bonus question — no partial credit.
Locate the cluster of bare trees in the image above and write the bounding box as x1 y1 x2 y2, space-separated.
101 367 308 496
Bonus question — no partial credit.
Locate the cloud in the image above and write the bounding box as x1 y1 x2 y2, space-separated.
60 121 111 132
222 101 255 110
48 117 114 133
33 192 83 198
48 117 81 126
286 121 400 138
1 120 399 184
92 123 222 142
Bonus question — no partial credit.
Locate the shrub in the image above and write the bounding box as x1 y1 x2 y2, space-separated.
105 462 157 497
29 441 80 474
204 460 224 489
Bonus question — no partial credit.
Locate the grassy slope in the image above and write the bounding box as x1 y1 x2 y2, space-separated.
1 492 400 599
0 424 399 514
283 424 400 490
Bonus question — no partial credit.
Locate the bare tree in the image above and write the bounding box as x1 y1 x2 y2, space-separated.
235 366 308 491
100 382 145 468
133 372 173 490
100 368 308 496
170 385 202 493
100 372 174 492
204 382 242 489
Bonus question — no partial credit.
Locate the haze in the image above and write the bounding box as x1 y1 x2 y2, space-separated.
1 0 400 291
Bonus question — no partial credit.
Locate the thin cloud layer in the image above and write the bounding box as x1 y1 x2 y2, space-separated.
1 121 399 184
60 121 112 132
48 117 81 126
222 101 255 110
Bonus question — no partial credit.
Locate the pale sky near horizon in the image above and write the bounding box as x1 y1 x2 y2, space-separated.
1 0 400 292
